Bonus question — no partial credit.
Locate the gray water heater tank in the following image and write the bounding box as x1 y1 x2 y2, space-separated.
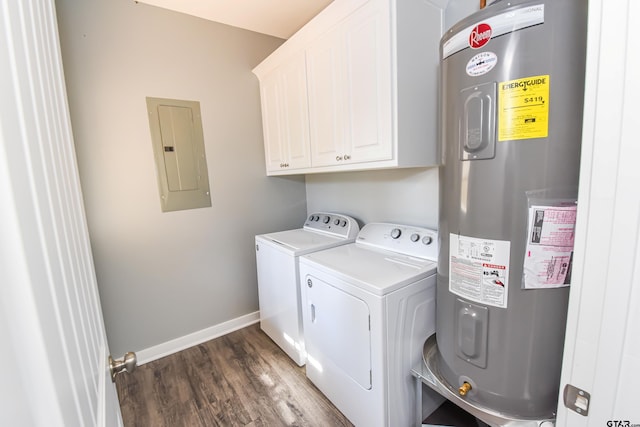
436 0 587 419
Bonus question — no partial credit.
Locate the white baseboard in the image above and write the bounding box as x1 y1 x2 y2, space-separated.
136 311 260 365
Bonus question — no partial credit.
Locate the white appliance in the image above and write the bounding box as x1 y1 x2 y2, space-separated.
255 212 359 366
299 222 444 426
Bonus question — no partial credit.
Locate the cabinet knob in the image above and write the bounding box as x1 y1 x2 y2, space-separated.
336 156 343 161
344 154 351 160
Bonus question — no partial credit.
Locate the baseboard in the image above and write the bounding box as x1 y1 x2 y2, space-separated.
136 311 260 365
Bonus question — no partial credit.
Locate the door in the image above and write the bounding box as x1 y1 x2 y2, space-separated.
556 0 640 425
259 69 287 172
278 53 312 170
343 1 392 164
306 26 346 167
303 274 371 389
259 53 311 174
0 1 123 425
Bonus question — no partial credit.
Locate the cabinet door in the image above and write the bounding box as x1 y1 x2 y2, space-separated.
259 54 311 174
307 1 393 168
306 28 346 167
343 2 393 163
259 71 287 172
279 54 311 170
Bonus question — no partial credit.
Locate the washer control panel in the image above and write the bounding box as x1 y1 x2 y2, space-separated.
355 222 438 261
303 212 360 239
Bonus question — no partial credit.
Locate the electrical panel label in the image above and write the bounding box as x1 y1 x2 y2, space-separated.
449 234 511 308
523 204 577 289
498 75 550 141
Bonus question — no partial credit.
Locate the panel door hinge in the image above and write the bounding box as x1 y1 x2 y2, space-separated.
563 384 590 416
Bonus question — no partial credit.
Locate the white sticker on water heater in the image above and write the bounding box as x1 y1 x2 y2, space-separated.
466 51 498 76
449 234 511 308
523 204 577 289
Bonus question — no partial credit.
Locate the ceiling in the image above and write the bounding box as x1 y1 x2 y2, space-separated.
135 0 334 39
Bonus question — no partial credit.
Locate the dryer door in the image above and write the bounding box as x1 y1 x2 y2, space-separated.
304 274 372 390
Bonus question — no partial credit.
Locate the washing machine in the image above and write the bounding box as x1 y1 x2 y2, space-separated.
299 222 444 426
255 212 359 366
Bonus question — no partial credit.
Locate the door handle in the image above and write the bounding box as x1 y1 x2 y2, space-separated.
109 351 137 382
311 303 316 323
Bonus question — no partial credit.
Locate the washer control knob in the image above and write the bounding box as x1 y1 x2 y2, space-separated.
323 216 330 224
341 220 347 227
390 228 402 239
422 236 433 245
307 279 313 288
410 233 420 242
334 219 340 225
308 215 314 221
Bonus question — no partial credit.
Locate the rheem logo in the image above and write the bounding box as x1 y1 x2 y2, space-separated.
469 23 492 49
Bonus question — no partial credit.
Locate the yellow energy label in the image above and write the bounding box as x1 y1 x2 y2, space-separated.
498 75 549 141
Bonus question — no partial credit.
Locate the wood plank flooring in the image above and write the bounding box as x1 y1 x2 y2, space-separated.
115 323 353 427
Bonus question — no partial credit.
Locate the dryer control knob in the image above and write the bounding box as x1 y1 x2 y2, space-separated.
422 236 433 245
308 215 314 221
410 233 420 242
390 228 402 239
323 216 330 224
334 219 340 225
341 220 347 227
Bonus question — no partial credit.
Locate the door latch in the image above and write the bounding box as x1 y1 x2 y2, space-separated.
563 383 590 416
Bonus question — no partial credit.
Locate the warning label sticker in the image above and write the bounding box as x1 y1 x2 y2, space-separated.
449 234 511 308
523 204 577 289
498 75 549 141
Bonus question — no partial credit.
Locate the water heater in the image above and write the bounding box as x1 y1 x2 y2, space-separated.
431 0 587 423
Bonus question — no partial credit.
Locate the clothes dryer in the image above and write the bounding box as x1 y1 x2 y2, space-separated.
299 222 443 426
255 213 359 366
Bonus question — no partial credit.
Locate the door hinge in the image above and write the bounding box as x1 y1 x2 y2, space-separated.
563 383 590 416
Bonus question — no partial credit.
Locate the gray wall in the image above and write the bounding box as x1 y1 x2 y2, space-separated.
305 168 439 229
56 0 307 356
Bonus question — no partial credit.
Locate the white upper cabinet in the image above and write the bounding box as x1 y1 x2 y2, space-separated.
306 25 346 167
258 52 311 173
253 0 445 176
308 1 393 168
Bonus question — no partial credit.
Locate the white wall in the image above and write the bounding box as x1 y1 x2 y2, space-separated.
55 0 307 356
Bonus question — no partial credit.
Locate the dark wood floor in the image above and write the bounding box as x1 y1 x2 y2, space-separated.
116 323 481 426
115 323 353 427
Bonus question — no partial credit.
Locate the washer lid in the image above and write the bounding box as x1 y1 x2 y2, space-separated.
300 244 437 296
256 228 353 256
